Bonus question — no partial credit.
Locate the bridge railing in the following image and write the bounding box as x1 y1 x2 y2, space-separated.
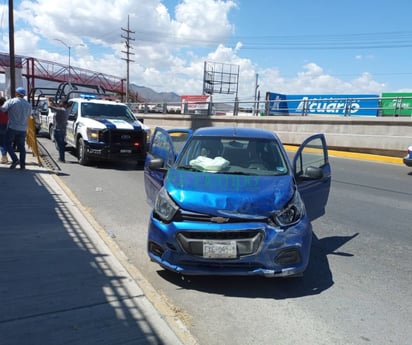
128 96 412 118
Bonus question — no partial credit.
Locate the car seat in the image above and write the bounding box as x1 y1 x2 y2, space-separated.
200 140 223 158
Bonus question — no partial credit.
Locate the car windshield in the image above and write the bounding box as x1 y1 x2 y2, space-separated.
81 103 135 121
170 131 191 154
176 136 289 175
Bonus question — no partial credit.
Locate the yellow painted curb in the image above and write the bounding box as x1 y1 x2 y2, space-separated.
284 145 403 165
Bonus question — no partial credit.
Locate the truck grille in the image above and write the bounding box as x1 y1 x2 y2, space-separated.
100 129 144 148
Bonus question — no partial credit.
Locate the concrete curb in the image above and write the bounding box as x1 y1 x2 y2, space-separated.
49 172 199 345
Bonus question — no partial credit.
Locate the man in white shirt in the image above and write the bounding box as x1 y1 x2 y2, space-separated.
0 87 32 170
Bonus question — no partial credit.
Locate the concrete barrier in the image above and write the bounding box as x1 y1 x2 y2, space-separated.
137 113 412 157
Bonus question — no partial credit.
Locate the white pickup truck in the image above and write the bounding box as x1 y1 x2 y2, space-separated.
30 96 54 137
64 95 150 166
30 83 150 166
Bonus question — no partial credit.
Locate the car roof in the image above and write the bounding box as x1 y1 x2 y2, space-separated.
193 126 278 140
70 97 125 105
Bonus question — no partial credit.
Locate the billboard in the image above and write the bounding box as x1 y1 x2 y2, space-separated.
181 95 210 114
265 92 289 115
381 93 412 116
266 92 379 116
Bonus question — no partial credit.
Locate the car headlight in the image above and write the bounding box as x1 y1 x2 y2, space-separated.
154 187 179 222
86 128 100 142
271 190 305 227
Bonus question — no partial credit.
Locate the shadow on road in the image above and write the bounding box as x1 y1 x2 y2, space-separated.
0 166 169 344
157 232 359 299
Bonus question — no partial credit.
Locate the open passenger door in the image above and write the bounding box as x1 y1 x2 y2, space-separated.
144 127 192 207
293 134 331 221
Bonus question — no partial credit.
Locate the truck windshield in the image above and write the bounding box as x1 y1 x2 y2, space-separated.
81 103 135 121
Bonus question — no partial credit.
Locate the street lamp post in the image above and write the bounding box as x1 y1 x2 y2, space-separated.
54 39 84 86
254 73 259 116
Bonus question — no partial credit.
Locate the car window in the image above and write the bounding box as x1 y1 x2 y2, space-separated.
294 137 326 177
151 129 175 167
176 136 288 175
67 102 78 119
80 103 135 121
169 131 191 154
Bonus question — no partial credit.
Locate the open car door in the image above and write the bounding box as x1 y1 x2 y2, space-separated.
144 127 192 207
293 134 331 221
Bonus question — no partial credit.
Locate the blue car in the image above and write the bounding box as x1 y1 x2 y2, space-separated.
144 126 331 278
404 145 412 167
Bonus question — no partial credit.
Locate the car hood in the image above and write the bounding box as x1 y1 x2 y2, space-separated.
82 117 143 130
165 169 294 217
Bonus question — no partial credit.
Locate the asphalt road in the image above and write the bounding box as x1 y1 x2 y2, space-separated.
40 137 412 345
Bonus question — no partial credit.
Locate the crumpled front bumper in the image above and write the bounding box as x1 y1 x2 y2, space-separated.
147 214 313 278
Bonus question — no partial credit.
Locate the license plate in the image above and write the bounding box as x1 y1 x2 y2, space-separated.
203 240 237 259
120 149 132 153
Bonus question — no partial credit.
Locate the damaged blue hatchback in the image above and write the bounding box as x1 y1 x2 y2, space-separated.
144 126 331 277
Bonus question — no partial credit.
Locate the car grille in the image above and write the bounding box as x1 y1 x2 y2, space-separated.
100 129 144 148
176 230 263 257
176 210 266 223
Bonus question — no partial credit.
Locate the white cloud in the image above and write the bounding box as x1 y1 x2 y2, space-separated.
257 63 385 95
355 54 375 60
173 0 236 42
0 0 388 100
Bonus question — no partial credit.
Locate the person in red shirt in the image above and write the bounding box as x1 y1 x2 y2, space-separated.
0 96 8 164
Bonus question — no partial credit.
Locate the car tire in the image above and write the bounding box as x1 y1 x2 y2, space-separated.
77 137 90 166
49 124 54 141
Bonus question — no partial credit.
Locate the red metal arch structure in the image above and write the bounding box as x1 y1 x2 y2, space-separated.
0 52 136 100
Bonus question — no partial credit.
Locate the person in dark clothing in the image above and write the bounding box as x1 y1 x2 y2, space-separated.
48 97 69 163
0 97 8 164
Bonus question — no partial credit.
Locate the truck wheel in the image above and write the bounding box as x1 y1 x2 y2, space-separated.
77 138 90 165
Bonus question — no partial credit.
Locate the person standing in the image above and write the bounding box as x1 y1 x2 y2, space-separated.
48 97 69 163
0 87 32 170
0 97 8 164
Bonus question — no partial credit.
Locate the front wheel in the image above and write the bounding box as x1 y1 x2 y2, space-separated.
77 137 90 166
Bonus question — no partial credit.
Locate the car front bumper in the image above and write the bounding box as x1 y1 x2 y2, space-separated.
403 156 412 167
147 214 313 278
86 142 146 161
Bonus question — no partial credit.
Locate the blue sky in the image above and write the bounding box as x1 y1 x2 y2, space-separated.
0 0 411 101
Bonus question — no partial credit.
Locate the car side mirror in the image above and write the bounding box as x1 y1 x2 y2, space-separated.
301 166 324 180
148 157 167 171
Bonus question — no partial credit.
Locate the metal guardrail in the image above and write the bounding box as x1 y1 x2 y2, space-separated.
128 96 412 117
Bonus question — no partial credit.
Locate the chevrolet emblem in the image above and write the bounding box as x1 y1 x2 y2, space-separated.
211 216 229 223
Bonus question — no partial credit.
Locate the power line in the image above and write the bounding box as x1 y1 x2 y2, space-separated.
132 28 412 50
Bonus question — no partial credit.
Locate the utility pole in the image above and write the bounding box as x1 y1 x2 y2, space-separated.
8 0 16 97
254 73 259 116
54 39 84 87
121 15 135 102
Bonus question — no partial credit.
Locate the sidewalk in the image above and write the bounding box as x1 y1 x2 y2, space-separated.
0 154 191 345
